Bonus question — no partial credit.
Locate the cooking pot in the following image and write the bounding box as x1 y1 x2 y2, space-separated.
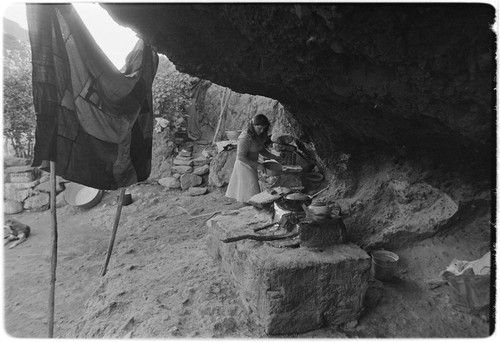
263 160 283 176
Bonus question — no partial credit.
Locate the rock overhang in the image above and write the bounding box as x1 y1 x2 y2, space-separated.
102 3 495 180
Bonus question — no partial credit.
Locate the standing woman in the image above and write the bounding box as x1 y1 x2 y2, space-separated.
226 114 280 203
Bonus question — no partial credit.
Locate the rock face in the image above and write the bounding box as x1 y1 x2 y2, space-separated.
103 3 494 181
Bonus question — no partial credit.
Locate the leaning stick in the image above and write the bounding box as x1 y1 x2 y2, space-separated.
101 187 126 276
221 232 299 243
48 161 58 337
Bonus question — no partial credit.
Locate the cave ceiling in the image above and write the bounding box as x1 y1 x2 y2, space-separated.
102 3 496 178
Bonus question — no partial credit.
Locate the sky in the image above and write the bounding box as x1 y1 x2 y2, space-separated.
2 1 140 69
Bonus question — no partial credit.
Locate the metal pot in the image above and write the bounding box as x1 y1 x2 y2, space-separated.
263 160 283 176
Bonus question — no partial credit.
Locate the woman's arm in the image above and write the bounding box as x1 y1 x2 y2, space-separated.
259 147 280 161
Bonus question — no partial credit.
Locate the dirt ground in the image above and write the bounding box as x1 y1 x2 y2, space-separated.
2 182 493 338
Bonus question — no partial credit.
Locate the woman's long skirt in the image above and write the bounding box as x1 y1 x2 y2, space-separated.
225 159 260 203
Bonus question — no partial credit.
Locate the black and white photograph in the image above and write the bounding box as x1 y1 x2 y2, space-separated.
2 1 496 338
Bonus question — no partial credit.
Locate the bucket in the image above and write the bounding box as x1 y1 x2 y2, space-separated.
122 193 133 206
371 250 399 281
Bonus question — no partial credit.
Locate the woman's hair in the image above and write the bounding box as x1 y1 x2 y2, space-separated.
246 114 270 139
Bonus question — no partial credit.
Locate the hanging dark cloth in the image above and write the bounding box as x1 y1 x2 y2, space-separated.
186 79 211 141
26 4 159 190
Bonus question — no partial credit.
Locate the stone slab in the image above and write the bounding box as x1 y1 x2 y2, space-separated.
192 157 212 166
193 164 210 176
186 187 208 196
4 165 35 174
4 180 40 190
173 158 194 166
248 188 289 208
8 170 35 183
178 150 192 158
206 207 371 335
172 165 192 174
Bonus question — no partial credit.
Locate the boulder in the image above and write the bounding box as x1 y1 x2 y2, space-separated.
39 174 50 183
343 174 460 250
23 193 50 211
193 164 210 176
202 146 216 159
4 200 23 214
56 192 67 208
35 180 65 193
208 150 236 187
180 173 202 190
4 186 35 202
158 177 181 189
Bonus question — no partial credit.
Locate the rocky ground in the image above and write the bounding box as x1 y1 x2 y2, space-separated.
3 182 493 339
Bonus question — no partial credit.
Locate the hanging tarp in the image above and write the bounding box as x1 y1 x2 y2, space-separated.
27 4 159 190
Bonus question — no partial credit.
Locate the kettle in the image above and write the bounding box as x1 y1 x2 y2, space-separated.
308 203 330 215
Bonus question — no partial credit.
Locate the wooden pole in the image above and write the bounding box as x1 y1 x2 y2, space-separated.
48 161 58 337
212 88 232 144
101 187 126 276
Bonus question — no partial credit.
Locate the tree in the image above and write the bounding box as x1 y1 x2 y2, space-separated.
3 35 36 159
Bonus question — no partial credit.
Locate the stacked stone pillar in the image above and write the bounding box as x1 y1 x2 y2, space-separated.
158 146 212 196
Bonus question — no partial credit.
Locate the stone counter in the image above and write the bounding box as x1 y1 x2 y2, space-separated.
206 206 371 335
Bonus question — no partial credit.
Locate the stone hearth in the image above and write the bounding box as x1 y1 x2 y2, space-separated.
206 206 371 335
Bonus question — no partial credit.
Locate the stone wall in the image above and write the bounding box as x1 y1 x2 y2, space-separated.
4 157 67 215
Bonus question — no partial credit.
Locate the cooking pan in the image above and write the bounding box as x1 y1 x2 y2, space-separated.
276 186 330 212
278 192 312 212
